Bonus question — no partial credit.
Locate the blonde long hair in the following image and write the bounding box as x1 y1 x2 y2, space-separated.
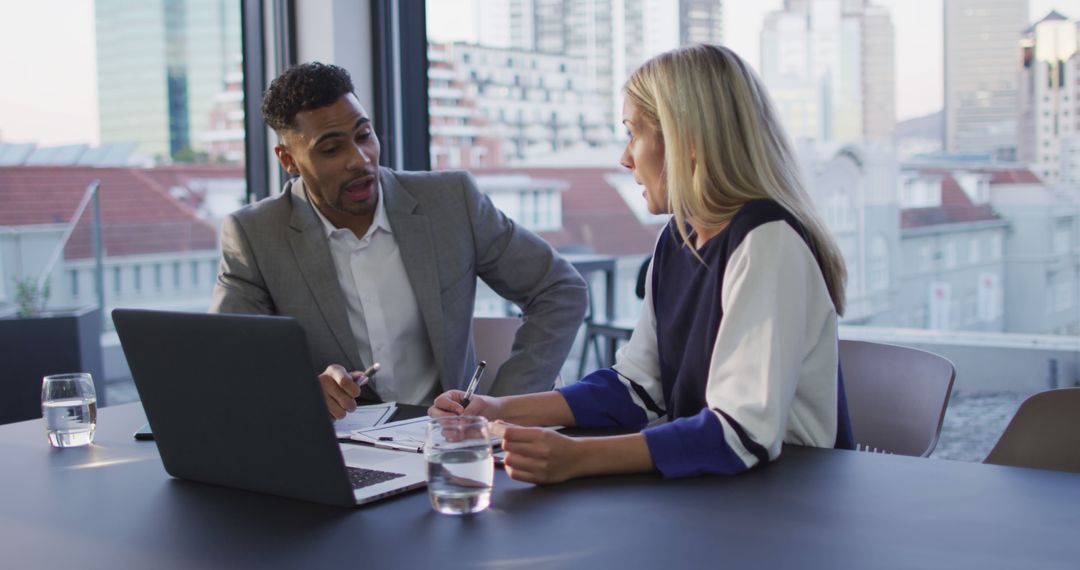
624 44 847 315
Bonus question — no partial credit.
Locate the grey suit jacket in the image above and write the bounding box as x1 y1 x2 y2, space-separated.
209 167 587 401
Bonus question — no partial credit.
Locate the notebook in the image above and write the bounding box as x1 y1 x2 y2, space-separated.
112 309 427 507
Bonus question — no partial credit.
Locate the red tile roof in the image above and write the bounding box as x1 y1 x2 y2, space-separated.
987 169 1041 185
901 170 1006 229
472 167 664 256
0 166 221 260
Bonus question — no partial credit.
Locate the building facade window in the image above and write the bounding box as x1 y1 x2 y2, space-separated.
868 235 889 291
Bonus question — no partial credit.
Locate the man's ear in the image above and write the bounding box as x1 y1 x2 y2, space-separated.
274 143 300 176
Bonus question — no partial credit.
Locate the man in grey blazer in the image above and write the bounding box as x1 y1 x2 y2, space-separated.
210 62 587 418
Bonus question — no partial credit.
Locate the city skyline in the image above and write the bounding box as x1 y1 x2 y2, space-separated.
0 0 1072 147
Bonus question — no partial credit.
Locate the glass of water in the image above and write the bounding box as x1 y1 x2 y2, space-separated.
41 373 97 448
425 416 494 515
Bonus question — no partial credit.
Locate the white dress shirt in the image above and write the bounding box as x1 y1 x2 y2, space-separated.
309 186 440 405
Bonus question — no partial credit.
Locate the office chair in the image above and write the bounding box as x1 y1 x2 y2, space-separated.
473 315 573 391
983 387 1080 474
576 255 650 378
472 316 522 379
839 339 956 457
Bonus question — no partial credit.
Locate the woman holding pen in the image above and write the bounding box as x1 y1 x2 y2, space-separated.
430 44 854 483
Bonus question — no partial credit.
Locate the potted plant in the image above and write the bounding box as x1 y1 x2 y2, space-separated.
0 278 105 425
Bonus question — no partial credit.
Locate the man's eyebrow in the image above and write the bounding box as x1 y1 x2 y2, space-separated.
312 117 371 147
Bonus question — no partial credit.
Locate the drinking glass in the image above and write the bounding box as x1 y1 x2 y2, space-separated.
425 416 494 515
41 373 97 448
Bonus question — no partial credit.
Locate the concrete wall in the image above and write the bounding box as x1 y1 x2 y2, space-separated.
894 221 1008 332
991 183 1080 334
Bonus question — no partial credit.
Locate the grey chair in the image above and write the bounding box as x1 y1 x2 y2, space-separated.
983 387 1080 474
577 255 650 377
839 339 956 457
472 316 524 391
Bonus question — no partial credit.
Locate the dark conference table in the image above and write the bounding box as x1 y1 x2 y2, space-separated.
2 403 1079 569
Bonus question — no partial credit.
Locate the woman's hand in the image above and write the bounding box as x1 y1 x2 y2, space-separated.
428 390 502 420
494 422 585 484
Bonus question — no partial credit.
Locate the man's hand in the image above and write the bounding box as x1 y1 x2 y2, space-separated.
319 364 368 420
494 422 584 484
428 390 502 420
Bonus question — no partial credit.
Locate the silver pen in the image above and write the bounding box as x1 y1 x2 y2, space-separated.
460 360 487 409
354 363 380 402
360 362 380 385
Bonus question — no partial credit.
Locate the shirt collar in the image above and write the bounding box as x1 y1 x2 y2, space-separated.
305 177 392 241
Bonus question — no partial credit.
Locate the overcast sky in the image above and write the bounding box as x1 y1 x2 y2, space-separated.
0 0 1074 146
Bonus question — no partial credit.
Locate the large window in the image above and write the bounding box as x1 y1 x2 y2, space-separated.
423 0 1080 462
2 0 249 406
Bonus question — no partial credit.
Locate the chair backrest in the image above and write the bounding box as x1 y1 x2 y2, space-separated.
838 339 956 457
472 317 524 388
983 388 1080 474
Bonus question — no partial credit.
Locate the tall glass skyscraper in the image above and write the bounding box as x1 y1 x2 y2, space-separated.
943 0 1029 158
759 0 895 144
95 0 241 162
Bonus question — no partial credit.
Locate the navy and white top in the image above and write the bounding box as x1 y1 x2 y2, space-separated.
558 199 854 478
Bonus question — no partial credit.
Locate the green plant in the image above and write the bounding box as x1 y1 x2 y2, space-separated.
14 277 49 317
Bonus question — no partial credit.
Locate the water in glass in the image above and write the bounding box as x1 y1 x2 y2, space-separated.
41 373 97 448
427 445 494 514
426 416 494 514
44 397 97 447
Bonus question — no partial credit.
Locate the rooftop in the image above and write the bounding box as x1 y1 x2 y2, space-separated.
0 165 223 259
474 166 664 256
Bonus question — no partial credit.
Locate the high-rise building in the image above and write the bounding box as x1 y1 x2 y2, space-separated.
475 0 723 139
427 42 610 168
760 0 893 144
860 3 896 141
943 0 1028 159
680 0 724 46
621 0 723 81
1017 11 1079 185
95 0 242 162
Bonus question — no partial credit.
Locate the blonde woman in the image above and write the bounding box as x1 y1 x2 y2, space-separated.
430 44 854 483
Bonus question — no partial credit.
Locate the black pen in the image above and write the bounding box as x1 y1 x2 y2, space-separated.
460 360 487 409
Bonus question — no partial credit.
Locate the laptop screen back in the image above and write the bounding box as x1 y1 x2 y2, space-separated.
113 309 357 506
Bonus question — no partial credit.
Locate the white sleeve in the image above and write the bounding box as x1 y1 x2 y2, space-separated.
610 258 666 422
702 221 836 466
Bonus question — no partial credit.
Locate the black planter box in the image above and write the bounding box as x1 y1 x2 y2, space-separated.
0 307 105 424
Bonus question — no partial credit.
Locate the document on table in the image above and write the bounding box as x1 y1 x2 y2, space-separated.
349 417 430 452
333 402 397 438
349 417 515 453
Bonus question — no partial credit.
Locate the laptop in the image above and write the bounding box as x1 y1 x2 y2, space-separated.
112 309 427 507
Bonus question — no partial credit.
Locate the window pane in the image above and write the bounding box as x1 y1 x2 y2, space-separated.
2 0 248 408
424 0 1078 463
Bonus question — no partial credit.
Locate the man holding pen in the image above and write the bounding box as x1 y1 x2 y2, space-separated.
210 62 587 419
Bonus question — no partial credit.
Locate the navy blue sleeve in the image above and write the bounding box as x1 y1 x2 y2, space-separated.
556 368 650 429
642 409 758 477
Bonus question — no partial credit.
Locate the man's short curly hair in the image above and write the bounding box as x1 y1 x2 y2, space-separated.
261 62 355 132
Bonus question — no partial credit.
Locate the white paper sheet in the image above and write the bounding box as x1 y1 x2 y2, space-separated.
333 402 397 437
